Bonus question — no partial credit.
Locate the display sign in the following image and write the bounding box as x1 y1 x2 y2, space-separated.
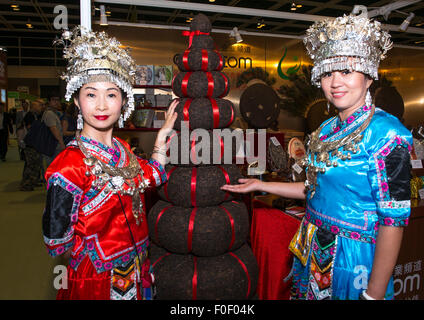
393 208 424 300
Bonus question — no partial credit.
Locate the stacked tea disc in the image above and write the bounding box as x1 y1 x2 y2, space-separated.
148 13 258 300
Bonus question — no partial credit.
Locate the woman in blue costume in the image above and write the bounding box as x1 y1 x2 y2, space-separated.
222 11 413 300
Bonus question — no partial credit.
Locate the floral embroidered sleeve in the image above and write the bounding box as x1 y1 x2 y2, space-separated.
368 134 412 228
42 149 85 257
138 158 167 188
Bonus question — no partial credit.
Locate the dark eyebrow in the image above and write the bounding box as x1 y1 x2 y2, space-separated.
83 87 119 91
83 86 97 91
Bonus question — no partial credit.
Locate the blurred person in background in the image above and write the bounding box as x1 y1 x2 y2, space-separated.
61 103 78 145
0 102 13 162
42 94 65 168
19 99 44 191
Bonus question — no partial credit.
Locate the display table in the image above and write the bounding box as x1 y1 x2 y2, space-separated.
250 199 301 300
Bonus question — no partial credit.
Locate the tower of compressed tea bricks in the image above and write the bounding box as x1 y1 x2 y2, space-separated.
148 13 258 300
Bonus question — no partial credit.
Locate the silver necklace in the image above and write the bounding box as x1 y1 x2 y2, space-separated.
300 106 375 199
76 132 150 224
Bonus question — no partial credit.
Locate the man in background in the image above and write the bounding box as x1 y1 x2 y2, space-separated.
19 99 44 191
42 94 65 168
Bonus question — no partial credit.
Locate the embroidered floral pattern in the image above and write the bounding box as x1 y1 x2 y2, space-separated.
374 135 412 201
290 223 337 300
79 135 125 167
70 235 149 272
328 104 371 138
81 183 114 216
148 159 167 185
379 215 409 227
46 240 74 257
305 208 377 244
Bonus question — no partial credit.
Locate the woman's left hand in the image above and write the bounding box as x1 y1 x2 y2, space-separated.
158 99 178 140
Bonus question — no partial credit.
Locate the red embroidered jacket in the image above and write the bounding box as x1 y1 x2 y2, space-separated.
42 136 166 273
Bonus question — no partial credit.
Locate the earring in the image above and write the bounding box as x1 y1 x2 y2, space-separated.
118 114 124 128
77 110 83 130
327 101 330 113
365 90 372 106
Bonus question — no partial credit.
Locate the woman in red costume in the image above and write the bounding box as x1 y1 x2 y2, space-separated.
42 27 177 300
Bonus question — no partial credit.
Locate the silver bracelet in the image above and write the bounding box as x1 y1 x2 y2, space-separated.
360 290 376 300
152 147 167 157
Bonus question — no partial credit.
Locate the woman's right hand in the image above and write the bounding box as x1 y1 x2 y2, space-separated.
220 178 263 194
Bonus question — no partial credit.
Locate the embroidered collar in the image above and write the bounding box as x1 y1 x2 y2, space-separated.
78 135 125 167
79 135 118 155
332 105 371 134
320 105 372 141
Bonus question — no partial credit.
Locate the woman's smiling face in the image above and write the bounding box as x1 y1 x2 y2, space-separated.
320 67 373 120
74 82 125 132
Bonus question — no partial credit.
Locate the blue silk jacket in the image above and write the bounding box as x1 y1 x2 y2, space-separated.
306 105 412 242
289 105 413 300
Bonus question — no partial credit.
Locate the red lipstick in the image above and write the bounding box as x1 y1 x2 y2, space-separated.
94 115 109 120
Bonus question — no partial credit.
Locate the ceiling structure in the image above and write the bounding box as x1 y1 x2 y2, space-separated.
1 0 424 67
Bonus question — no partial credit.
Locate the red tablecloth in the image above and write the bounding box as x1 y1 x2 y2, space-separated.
250 199 301 300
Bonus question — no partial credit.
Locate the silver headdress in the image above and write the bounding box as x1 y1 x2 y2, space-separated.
56 27 136 121
303 13 393 87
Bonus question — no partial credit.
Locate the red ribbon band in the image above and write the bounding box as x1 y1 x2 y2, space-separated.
191 131 197 164
191 167 197 207
209 97 220 128
219 73 229 98
217 165 230 200
201 49 208 71
181 72 192 97
206 71 214 97
152 252 171 269
155 205 172 245
163 167 177 202
182 30 210 48
229 252 251 299
182 98 192 130
182 49 221 72
219 205 235 251
192 256 198 300
166 132 178 157
227 103 235 127
214 50 224 71
187 207 197 252
182 50 190 71
181 71 226 98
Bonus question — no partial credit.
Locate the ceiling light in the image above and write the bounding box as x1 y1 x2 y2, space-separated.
209 0 216 2
26 19 33 29
296 4 303 8
230 27 243 43
100 5 108 26
399 12 415 31
257 19 266 29
186 12 194 23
